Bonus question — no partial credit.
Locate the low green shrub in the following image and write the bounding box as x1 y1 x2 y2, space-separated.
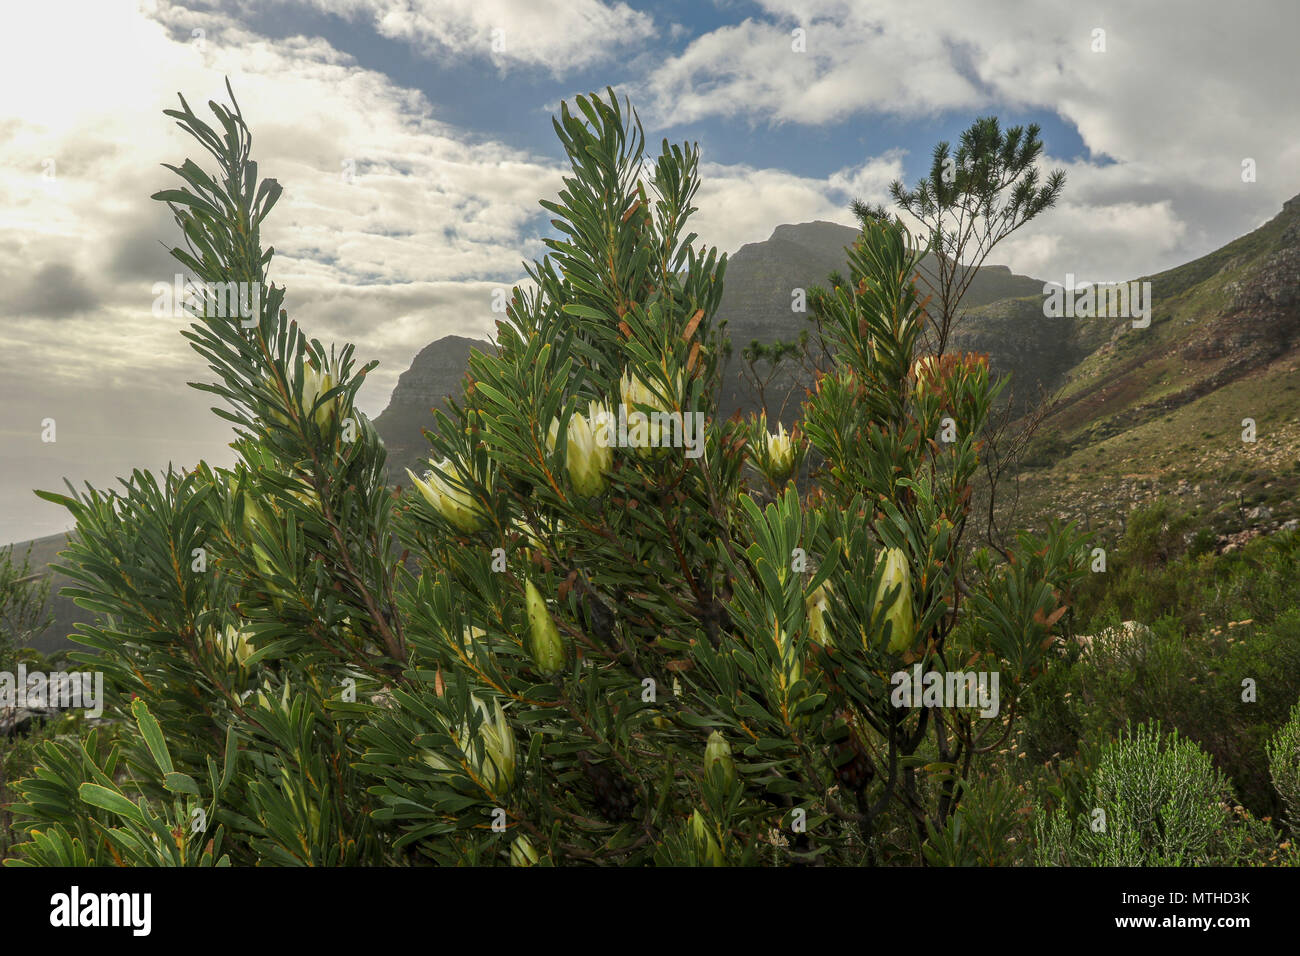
1033 721 1264 866
1267 698 1300 840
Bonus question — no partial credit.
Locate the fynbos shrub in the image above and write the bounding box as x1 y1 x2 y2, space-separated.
5 84 1085 867
1034 721 1249 866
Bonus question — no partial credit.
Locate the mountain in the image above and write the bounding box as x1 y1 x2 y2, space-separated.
4 531 88 657
1006 193 1300 539
373 335 492 481
719 220 1044 347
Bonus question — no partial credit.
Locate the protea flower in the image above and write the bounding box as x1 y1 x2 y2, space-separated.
214 623 254 668
565 404 614 497
911 354 941 401
757 420 797 484
423 695 517 801
703 731 736 791
620 367 679 457
874 548 915 653
619 367 666 410
300 359 342 433
473 697 517 799
807 581 833 647
524 579 567 676
406 459 489 533
587 401 615 448
511 834 539 867
690 809 725 867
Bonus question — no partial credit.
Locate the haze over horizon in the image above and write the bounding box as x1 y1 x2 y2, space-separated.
3 0 1298 544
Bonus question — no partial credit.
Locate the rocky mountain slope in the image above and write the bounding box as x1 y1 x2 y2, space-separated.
372 335 490 481
3 532 86 656
1007 193 1300 542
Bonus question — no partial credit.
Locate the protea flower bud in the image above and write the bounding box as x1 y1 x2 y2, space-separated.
620 368 663 411
424 696 518 800
300 360 341 434
807 581 833 647
524 579 567 676
241 491 277 578
406 459 489 533
478 696 517 799
587 401 615 448
874 548 915 653
911 355 940 401
565 405 613 498
620 368 679 457
690 809 725 867
511 834 539 867
703 731 736 791
214 623 254 668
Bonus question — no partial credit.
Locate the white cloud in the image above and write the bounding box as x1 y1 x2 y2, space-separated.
642 0 1300 279
692 152 904 253
267 0 657 76
0 0 571 543
0 0 567 403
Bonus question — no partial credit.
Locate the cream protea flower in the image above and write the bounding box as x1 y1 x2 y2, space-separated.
213 623 255 668
750 416 799 485
691 809 725 867
763 421 796 484
588 400 615 447
300 359 341 433
511 834 540 867
423 695 517 801
565 405 613 497
874 547 915 653
911 354 941 401
703 731 736 792
620 368 679 456
619 368 665 410
406 458 489 533
807 581 833 647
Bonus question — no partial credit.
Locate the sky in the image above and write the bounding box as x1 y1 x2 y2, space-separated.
2 0 1298 544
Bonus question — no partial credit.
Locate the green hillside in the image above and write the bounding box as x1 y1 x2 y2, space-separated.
1007 194 1300 544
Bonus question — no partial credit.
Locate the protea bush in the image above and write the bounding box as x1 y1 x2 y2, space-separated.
3 84 1089 867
